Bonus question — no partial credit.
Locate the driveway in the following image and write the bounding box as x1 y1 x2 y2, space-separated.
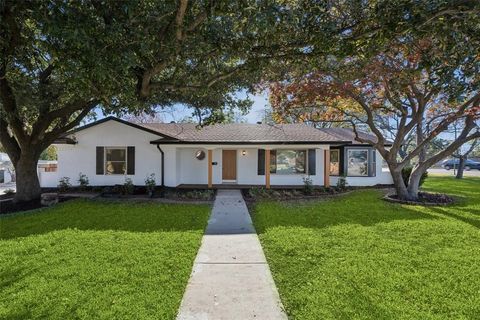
428 168 480 176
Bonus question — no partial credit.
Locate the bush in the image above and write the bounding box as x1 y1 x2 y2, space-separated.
249 187 271 198
336 175 348 191
402 167 428 187
57 177 71 193
144 174 156 196
122 178 134 195
77 172 89 191
303 176 314 195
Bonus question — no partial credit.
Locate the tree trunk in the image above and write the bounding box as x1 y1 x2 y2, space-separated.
14 155 42 202
456 156 465 179
389 166 410 200
406 166 427 201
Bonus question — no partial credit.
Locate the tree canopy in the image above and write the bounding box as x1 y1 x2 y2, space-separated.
269 2 480 200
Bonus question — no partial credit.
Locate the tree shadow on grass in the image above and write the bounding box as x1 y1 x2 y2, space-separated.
253 190 440 234
0 199 210 240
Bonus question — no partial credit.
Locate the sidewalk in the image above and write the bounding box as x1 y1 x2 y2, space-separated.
177 189 287 320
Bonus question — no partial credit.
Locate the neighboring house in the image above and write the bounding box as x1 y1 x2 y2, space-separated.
0 152 13 184
42 117 393 188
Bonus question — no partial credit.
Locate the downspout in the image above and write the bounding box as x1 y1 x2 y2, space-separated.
156 145 165 187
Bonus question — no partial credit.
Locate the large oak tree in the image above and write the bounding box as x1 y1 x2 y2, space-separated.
0 0 331 202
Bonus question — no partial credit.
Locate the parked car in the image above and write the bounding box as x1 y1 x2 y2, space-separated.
442 159 480 171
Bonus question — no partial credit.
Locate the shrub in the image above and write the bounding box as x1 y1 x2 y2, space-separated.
122 178 134 195
402 167 428 187
145 174 156 196
4 188 15 195
336 175 348 191
77 172 89 191
249 187 270 198
303 176 314 195
57 177 71 193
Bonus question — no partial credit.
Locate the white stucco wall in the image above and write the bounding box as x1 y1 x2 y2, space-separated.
49 120 163 187
330 150 393 186
44 119 392 188
162 145 329 187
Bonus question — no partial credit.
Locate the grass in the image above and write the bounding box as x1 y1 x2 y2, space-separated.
0 199 210 320
252 176 480 319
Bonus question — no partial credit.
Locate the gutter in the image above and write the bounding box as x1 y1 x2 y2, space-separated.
156 145 165 187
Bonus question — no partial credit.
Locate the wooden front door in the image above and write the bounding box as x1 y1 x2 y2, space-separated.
222 150 237 180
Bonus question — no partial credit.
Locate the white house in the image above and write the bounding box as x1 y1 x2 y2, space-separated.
41 117 393 188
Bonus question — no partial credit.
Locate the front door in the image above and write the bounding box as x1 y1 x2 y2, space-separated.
222 150 237 181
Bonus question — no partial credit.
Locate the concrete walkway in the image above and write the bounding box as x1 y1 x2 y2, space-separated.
177 189 287 320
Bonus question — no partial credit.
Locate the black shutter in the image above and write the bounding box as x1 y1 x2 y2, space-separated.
258 149 265 175
270 150 277 173
96 146 104 175
308 149 316 175
127 146 135 175
369 148 376 177
339 147 345 176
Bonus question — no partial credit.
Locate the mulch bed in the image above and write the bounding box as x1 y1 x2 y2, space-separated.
242 187 351 202
384 192 455 206
0 196 77 215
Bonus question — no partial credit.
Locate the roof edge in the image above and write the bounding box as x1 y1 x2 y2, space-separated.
149 140 353 145
60 116 177 140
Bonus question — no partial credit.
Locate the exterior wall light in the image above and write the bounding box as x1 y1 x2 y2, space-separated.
242 150 246 156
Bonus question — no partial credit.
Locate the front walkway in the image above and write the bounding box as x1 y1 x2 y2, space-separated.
177 189 287 320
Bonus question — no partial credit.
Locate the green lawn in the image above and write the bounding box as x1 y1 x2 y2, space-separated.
0 199 210 320
253 176 480 319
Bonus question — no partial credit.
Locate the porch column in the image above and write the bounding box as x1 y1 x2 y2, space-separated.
265 149 271 189
324 149 330 187
208 149 213 188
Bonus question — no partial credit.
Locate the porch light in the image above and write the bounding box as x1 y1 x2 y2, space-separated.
242 150 246 156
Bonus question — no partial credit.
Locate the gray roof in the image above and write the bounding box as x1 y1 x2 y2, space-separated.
317 127 383 145
58 117 385 145
142 123 359 144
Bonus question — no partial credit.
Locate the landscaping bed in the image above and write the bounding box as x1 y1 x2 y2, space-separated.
242 186 350 201
0 195 77 215
384 192 454 206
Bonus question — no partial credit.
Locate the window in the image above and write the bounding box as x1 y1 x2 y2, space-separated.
272 150 306 174
105 147 126 175
347 149 368 176
330 149 340 175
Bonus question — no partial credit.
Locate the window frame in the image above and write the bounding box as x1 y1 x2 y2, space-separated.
271 149 307 175
346 148 369 177
104 146 128 175
329 149 340 176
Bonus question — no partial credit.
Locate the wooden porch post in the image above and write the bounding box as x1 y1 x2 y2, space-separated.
265 149 271 189
208 150 213 188
324 149 330 187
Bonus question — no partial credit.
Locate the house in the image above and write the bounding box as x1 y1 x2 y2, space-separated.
41 117 393 188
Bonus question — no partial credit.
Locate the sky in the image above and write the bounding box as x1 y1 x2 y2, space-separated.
160 92 270 124
93 91 271 124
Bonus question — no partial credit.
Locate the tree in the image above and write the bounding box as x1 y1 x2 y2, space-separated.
39 146 57 161
454 139 479 179
3 0 478 202
0 0 330 202
270 34 480 200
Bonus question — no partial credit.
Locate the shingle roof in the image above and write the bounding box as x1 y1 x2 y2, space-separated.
141 123 351 144
317 127 383 145
58 117 387 145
